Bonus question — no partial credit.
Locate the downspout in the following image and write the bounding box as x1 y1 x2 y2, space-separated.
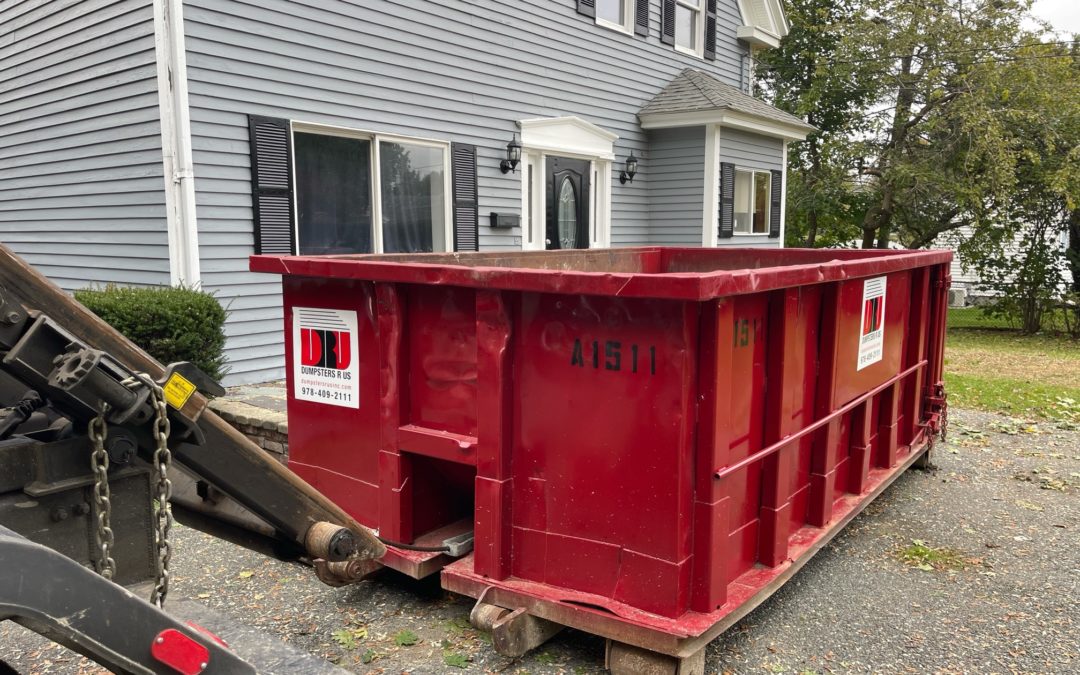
779 140 787 247
154 0 200 287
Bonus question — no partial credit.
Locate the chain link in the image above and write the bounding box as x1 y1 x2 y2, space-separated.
940 396 949 444
141 375 173 608
88 405 116 580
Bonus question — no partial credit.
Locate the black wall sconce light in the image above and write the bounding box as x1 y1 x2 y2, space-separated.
500 133 522 174
620 151 639 184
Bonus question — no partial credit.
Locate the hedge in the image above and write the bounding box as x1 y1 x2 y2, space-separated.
75 285 229 383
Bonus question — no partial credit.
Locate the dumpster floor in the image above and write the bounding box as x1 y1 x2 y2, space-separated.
3 407 1076 674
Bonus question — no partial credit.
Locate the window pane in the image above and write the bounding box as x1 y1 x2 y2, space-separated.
597 0 624 24
294 132 372 255
675 5 697 50
733 170 752 233
753 172 770 234
379 141 447 253
557 177 578 249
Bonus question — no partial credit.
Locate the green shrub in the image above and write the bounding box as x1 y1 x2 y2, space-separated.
75 285 229 382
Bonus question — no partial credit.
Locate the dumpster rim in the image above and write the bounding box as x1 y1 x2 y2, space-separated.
250 247 953 301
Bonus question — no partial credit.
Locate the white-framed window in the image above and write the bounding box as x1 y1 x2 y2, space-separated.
733 169 771 234
290 123 452 255
674 0 704 57
595 0 634 34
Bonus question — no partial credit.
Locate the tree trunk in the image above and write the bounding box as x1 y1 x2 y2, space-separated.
1068 208 1080 294
876 221 891 249
805 209 819 247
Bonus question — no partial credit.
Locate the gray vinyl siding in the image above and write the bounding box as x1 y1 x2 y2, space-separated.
0 0 168 290
181 0 755 383
719 127 784 248
647 127 706 245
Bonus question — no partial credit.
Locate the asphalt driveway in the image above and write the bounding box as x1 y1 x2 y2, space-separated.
2 408 1077 674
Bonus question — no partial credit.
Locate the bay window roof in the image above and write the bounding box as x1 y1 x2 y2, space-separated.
638 68 815 141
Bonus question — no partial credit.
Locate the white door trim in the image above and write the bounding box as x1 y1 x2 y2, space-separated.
518 117 617 251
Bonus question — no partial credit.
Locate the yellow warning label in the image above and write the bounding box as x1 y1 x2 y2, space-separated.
163 372 197 410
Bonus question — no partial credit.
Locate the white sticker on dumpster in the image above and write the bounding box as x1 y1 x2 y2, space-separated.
857 277 887 370
292 307 360 408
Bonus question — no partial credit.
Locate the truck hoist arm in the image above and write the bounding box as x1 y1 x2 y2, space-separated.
0 242 384 671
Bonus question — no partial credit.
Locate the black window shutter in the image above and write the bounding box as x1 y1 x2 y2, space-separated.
247 115 295 255
451 143 479 252
635 0 649 36
577 0 595 18
661 0 675 45
719 162 735 239
769 169 783 238
704 0 718 61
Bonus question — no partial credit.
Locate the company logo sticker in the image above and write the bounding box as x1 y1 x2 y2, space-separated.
292 307 359 408
857 276 887 371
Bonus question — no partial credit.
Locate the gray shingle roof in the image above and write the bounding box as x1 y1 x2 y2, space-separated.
639 68 815 131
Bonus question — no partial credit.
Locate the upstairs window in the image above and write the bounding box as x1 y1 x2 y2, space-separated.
577 0 649 37
733 169 771 234
596 0 631 32
661 0 717 60
674 0 701 55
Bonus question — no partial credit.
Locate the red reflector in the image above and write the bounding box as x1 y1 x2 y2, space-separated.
185 620 229 649
151 628 209 675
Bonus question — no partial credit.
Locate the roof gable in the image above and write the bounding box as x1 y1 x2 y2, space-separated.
735 0 789 48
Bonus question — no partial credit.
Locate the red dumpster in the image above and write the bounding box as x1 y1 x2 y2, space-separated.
251 247 951 670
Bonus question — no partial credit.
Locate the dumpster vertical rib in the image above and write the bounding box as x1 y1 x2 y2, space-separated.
692 299 735 612
847 401 874 494
475 290 514 580
807 282 842 527
876 382 902 468
757 288 800 566
377 283 413 542
901 267 931 447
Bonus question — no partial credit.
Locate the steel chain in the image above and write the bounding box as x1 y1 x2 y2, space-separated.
940 396 949 444
144 375 173 608
88 405 116 580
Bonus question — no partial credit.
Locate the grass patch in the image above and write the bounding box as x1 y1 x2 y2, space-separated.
897 540 967 571
948 307 1013 330
944 329 1080 422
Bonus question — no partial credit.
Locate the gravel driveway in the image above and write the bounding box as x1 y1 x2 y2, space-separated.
2 408 1077 674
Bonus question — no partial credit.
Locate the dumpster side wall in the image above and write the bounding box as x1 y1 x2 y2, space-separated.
0 0 170 290
179 0 780 383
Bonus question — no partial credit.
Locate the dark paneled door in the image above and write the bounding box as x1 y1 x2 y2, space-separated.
545 156 590 250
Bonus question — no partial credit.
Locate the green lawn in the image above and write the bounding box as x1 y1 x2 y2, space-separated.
947 307 1013 330
944 328 1080 423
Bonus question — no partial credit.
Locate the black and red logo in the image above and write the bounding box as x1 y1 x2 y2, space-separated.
862 296 883 335
300 328 352 370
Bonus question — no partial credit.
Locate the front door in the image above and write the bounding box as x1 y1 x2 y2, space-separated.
546 156 590 250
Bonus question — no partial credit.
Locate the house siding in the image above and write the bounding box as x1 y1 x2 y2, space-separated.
719 126 784 248
648 127 706 245
181 0 760 383
0 0 169 290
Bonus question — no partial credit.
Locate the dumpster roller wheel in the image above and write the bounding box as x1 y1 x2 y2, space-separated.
605 640 706 675
469 599 562 658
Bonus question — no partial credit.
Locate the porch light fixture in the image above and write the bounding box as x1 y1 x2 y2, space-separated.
500 133 522 174
620 152 639 184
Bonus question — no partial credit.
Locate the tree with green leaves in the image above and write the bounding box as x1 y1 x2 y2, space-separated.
756 0 878 247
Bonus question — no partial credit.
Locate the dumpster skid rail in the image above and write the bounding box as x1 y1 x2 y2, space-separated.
252 246 952 673
0 242 382 673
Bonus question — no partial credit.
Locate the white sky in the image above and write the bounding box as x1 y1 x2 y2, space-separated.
1028 0 1080 35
